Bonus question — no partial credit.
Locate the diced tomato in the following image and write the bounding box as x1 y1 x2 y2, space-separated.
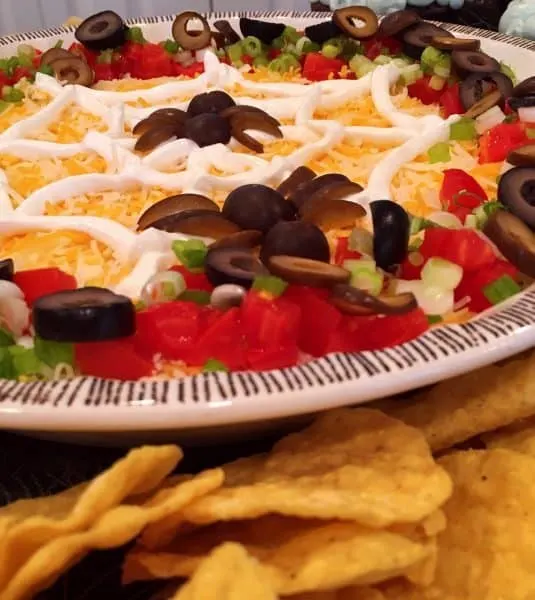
176 61 204 78
333 237 362 265
241 54 253 65
302 52 345 81
170 265 213 292
328 309 429 353
362 36 402 60
135 301 204 361
419 228 497 272
136 43 174 79
112 54 129 78
455 259 519 313
75 338 153 380
268 48 281 60
439 82 464 117
94 63 115 82
14 267 77 306
11 66 33 84
284 285 342 357
122 42 148 78
479 121 528 164
0 71 10 88
246 345 299 371
68 42 97 67
407 76 443 106
440 169 487 222
399 254 425 280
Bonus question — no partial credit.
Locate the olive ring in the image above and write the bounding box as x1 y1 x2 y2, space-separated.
172 11 212 51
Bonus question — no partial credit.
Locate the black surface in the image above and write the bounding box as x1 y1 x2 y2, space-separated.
0 430 279 599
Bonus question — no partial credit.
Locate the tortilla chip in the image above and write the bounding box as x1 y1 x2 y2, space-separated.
290 588 386 600
0 445 182 590
124 515 435 595
1 468 223 600
143 410 450 537
384 350 535 452
171 543 276 600
482 416 535 457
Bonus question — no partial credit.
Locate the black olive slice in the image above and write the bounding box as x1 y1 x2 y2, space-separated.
239 17 284 45
132 111 188 137
204 248 267 288
289 173 349 209
213 20 241 45
260 221 330 266
222 184 291 234
508 144 535 168
512 77 535 99
0 258 14 281
431 35 480 52
33 287 135 343
298 180 364 211
134 123 183 153
268 255 350 288
184 113 231 148
378 9 420 38
209 230 263 251
137 193 219 231
460 72 513 111
498 166 535 229
332 7 379 39
220 105 281 130
508 96 535 110
451 50 500 78
150 209 241 239
50 56 94 87
277 166 316 201
330 284 417 316
300 198 366 232
172 12 212 51
228 111 282 154
305 21 341 45
188 91 236 117
464 89 502 119
402 23 452 60
371 200 410 273
40 47 75 67
483 210 535 278
75 11 126 51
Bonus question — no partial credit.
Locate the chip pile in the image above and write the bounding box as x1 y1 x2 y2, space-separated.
0 349 533 599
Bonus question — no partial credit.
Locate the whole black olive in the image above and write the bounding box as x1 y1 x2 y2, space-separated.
183 113 231 147
371 200 410 273
498 166 535 229
239 17 285 45
304 21 341 45
187 91 236 117
260 221 331 266
204 247 267 288
222 184 293 234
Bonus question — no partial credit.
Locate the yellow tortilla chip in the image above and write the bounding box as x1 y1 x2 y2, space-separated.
385 350 535 452
291 588 386 600
0 445 182 590
482 416 535 457
171 543 276 600
124 515 435 595
145 410 450 537
1 468 223 600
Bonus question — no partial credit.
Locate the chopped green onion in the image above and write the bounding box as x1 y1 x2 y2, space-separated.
227 42 243 65
0 57 19 77
349 54 375 78
429 75 446 91
0 347 15 379
409 215 436 235
392 57 411 69
348 227 373 255
172 239 208 270
500 61 517 85
341 39 361 60
38 64 54 76
34 337 74 368
203 358 229 373
483 201 503 217
449 117 477 141
282 26 300 44
401 66 423 86
97 49 114 64
179 290 211 305
18 43 35 58
141 271 186 306
54 39 64 48
343 258 376 272
9 346 43 377
252 275 287 297
242 36 263 58
427 142 451 164
527 128 535 139
420 46 445 71
253 55 269 67
268 53 299 73
464 214 478 229
483 275 521 305
322 43 341 59
162 39 179 54
422 257 463 291
343 259 383 296
0 328 14 347
299 40 320 55
433 55 451 79
427 315 443 325
271 36 285 50
2 86 24 103
373 54 391 65
126 26 146 44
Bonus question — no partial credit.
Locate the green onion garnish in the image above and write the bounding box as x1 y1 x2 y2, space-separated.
2 86 24 103
162 39 179 54
253 55 269 68
268 53 300 73
203 358 229 373
242 36 263 58
54 39 64 48
227 42 243 65
252 275 288 297
409 215 437 235
483 275 521 306
37 64 54 76
427 142 451 164
97 49 114 64
0 347 15 379
282 26 300 44
450 118 477 141
427 315 443 325
0 328 14 347
179 290 211 305
500 61 517 85
172 239 208 270
9 346 43 377
34 337 74 368
126 26 146 44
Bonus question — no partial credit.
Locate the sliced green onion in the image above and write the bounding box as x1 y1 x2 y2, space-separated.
268 53 299 73
343 258 376 272
0 57 19 77
322 43 341 59
126 26 146 44
348 228 373 255
172 239 208 270
409 215 436 235
242 36 263 58
0 347 15 379
420 46 445 71
54 39 64 48
282 26 300 44
0 328 14 347
97 49 114 64
483 201 503 217
427 315 443 325
179 290 211 305
162 39 179 54
341 39 361 60
253 55 269 67
34 337 74 368
427 211 463 229
349 54 375 78
343 259 383 296
483 275 521 306
392 57 411 69
449 117 477 141
271 36 285 50
203 358 229 373
227 42 244 65
427 142 451 164
429 75 447 92
141 271 186 306
373 54 391 65
17 53 33 67
9 346 43 377
433 55 451 79
401 65 423 86
464 214 478 229
252 275 288 297
422 257 463 290
2 86 24 103
500 61 517 85
297 39 320 56
37 64 54 76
